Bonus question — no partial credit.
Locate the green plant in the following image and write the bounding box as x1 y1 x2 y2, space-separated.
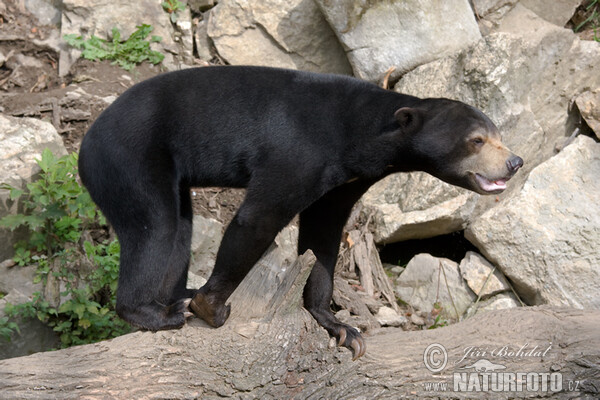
427 314 449 330
0 317 20 341
1 149 100 263
575 0 600 32
427 302 448 330
0 149 130 347
162 0 186 23
63 24 164 71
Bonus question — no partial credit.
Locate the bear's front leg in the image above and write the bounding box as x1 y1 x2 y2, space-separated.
190 183 305 328
299 180 374 360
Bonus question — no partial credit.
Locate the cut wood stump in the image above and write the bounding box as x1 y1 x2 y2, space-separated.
1 250 599 399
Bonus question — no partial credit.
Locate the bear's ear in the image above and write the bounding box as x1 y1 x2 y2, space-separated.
394 107 423 134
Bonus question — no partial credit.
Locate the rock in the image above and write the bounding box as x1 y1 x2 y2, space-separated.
334 309 351 324
189 215 223 280
473 0 579 28
193 18 213 61
0 289 60 360
315 0 480 82
374 306 407 327
207 0 351 74
472 0 516 19
334 308 372 333
459 251 511 298
0 114 67 261
575 90 600 140
465 292 521 317
0 262 41 298
519 0 581 27
24 0 61 26
59 0 194 76
189 0 216 13
360 172 477 243
465 136 600 308
395 254 476 321
409 313 425 326
388 265 405 277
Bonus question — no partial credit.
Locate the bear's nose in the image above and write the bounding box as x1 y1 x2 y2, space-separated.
507 155 523 174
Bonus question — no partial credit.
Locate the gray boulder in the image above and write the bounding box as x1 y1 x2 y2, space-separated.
189 215 223 282
519 0 580 26
315 0 480 81
0 114 67 261
24 0 61 26
0 261 57 360
465 292 521 318
360 172 476 244
395 254 476 321
459 251 511 298
473 0 580 27
374 306 407 328
0 289 59 360
466 136 600 308
575 90 600 140
0 261 41 299
207 0 351 74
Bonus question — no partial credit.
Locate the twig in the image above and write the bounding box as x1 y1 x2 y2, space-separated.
381 66 396 90
439 260 460 320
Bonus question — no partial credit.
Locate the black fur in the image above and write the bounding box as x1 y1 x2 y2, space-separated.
78 66 507 357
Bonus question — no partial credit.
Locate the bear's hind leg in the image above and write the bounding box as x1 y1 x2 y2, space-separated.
160 185 195 304
109 183 193 331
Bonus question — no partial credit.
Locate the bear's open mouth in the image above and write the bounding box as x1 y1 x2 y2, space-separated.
474 173 508 193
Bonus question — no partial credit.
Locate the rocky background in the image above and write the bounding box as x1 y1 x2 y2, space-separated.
0 0 599 360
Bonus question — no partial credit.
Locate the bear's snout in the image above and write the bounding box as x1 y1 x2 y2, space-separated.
506 155 523 175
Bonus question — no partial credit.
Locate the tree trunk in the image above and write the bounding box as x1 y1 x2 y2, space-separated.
1 251 598 399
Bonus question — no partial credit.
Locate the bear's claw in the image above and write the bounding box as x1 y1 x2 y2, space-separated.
337 326 366 360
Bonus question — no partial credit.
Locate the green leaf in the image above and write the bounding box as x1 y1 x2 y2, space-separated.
58 302 72 314
63 34 84 49
38 148 55 173
73 303 86 318
78 318 91 329
0 214 27 230
9 188 24 201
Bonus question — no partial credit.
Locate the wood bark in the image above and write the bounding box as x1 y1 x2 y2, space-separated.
1 251 599 399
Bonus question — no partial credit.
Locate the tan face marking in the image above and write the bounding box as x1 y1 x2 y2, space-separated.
458 131 517 194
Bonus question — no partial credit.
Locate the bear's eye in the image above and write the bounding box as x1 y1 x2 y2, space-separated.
471 137 484 146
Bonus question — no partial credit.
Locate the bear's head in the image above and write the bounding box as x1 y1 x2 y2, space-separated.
394 98 523 195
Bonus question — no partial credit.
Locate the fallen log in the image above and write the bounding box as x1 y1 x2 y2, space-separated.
1 250 598 399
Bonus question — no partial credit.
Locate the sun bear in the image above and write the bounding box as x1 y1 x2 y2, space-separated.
78 66 523 359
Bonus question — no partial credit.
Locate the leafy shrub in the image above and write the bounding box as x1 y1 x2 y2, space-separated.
0 149 130 347
64 24 164 71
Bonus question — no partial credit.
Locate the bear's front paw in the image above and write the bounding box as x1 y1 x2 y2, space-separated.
189 291 231 328
336 325 366 361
